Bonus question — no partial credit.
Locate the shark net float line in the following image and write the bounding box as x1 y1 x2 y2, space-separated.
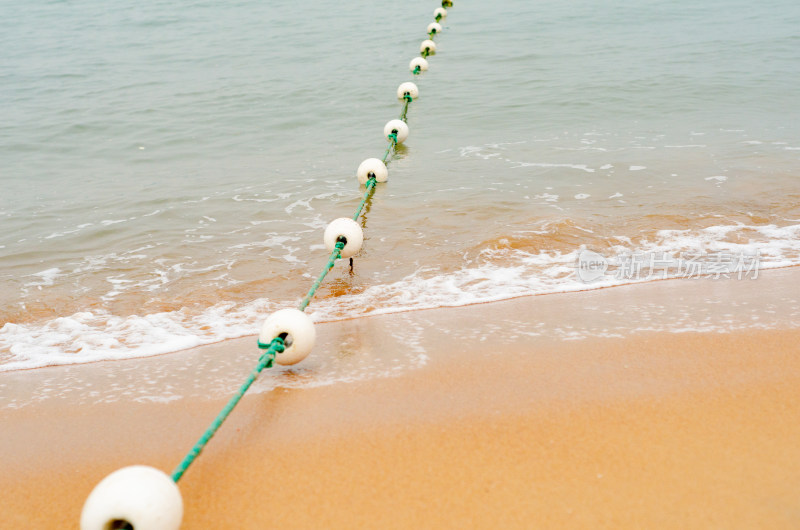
80 2 455 529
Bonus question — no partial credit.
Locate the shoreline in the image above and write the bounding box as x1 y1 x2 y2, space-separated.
3 262 799 376
3 261 799 374
2 268 800 527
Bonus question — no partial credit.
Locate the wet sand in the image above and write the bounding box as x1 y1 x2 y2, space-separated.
2 268 800 528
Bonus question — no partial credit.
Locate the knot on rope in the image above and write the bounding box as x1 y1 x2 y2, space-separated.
413 65 421 75
388 132 398 143
256 335 285 352
404 94 413 102
328 239 346 264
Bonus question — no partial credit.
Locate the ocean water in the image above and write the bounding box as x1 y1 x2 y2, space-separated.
2 0 799 371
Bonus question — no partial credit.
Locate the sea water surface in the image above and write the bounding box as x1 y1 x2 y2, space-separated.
2 0 799 371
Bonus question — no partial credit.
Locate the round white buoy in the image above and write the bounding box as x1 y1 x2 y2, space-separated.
80 466 183 530
434 7 448 19
356 158 388 185
409 57 429 73
259 308 316 365
396 82 419 101
427 22 443 35
384 119 410 144
324 218 364 259
420 39 437 55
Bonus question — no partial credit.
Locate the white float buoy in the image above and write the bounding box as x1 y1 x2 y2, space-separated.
259 308 316 365
80 466 183 530
409 57 429 73
324 218 364 259
427 22 443 35
396 82 419 101
420 39 437 55
434 7 447 20
384 119 410 144
356 157 389 185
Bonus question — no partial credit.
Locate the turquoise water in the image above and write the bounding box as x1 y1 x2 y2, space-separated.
1 0 799 370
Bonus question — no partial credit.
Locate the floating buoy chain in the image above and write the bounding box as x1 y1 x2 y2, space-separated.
80 2 454 528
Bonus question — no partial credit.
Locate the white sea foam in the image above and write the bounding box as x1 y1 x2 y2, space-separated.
3 221 800 373
514 162 595 173
25 268 63 287
534 193 559 202
44 223 93 240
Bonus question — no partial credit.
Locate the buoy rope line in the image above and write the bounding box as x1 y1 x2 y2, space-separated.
170 338 284 483
80 2 454 529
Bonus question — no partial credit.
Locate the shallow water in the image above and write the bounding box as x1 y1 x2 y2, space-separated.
2 0 799 370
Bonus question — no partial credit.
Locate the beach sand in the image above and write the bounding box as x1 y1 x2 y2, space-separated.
2 268 799 528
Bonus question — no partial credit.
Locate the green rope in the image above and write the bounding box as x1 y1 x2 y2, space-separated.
382 135 397 163
171 337 285 482
298 241 345 312
352 178 377 221
422 49 430 58
400 97 411 122
435 13 442 22
428 31 436 38
413 65 421 75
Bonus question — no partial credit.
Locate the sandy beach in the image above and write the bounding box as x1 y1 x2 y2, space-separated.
2 268 800 528
4 1 800 528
